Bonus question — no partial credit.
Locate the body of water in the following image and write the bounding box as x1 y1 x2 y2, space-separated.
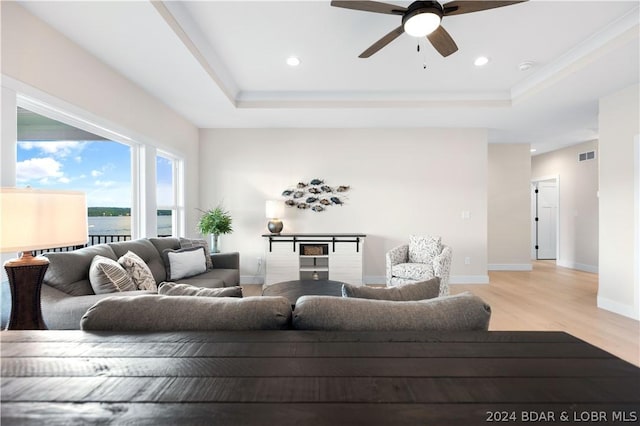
88 216 172 236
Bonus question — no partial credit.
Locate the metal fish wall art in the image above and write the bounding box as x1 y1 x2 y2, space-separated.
280 178 350 212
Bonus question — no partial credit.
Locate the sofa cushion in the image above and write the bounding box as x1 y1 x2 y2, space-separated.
292 292 491 331
408 235 441 264
118 251 157 292
342 278 440 301
80 295 292 331
43 244 118 296
158 282 242 297
177 269 238 288
179 237 213 270
41 285 155 330
148 236 181 255
391 263 435 281
162 247 207 281
89 255 136 294
109 239 167 283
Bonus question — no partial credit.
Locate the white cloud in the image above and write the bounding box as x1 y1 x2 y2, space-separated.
58 177 71 184
19 141 87 158
91 170 103 177
95 180 115 188
17 157 64 182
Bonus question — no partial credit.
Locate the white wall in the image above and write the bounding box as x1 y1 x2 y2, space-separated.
531 140 600 272
487 144 532 270
598 84 640 320
199 128 489 285
0 2 200 234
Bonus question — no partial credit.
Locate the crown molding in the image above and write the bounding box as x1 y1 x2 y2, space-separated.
511 7 640 103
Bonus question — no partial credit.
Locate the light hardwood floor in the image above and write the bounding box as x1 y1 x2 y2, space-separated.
245 261 639 366
452 261 640 366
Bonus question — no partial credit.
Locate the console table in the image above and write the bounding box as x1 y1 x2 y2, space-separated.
2 330 639 425
262 233 366 286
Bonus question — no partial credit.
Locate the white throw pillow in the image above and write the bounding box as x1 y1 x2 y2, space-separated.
163 247 207 281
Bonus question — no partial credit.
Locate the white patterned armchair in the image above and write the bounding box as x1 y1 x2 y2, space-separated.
385 236 452 296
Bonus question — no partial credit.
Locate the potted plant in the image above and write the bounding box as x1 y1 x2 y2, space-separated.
197 204 233 253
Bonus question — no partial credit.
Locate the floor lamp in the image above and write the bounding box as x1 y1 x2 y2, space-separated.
1 188 87 330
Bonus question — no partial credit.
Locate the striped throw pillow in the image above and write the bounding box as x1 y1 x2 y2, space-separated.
89 255 136 294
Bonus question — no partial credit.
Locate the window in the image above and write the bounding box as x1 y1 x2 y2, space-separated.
17 107 133 245
156 153 175 236
14 98 185 246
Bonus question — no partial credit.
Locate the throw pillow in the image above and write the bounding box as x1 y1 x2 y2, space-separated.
158 282 243 298
179 237 213 270
342 278 440 301
408 235 442 264
89 255 136 294
118 251 157 292
162 247 207 281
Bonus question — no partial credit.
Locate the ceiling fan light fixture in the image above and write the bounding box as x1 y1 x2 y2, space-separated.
403 11 441 37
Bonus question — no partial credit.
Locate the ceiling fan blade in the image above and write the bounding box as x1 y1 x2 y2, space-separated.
442 1 527 16
330 1 406 15
426 25 458 57
359 26 404 58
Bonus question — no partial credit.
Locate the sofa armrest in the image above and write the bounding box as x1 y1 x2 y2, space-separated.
385 244 408 284
211 251 239 270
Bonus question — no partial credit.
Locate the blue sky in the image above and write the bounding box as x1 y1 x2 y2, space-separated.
17 141 173 208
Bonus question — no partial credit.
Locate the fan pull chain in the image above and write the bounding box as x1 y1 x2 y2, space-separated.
418 40 428 70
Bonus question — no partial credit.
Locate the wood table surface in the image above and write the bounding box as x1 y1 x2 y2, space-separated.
1 330 639 425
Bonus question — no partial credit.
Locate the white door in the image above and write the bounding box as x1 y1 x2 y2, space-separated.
535 179 558 260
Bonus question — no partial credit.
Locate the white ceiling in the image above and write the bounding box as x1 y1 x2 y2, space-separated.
18 0 640 154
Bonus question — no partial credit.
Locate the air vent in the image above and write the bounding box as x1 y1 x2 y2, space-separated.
579 151 596 162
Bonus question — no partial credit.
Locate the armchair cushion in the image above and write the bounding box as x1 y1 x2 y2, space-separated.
408 235 441 264
391 263 435 281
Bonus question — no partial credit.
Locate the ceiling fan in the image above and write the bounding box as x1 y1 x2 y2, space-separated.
331 0 527 58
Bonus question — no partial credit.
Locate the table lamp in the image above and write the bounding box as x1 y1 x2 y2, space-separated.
1 188 87 330
265 200 284 234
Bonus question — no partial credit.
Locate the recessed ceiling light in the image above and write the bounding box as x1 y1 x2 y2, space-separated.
530 148 537 153
474 56 489 67
286 56 301 67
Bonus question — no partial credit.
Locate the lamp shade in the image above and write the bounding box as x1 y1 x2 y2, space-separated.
265 200 284 219
0 188 88 253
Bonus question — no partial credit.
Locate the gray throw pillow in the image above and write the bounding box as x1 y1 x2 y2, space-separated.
89 255 136 294
158 282 242 298
342 277 440 301
179 237 213 269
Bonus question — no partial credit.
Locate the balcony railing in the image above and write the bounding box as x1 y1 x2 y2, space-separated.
34 234 171 255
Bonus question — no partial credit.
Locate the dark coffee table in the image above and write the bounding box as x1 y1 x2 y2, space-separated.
262 279 344 306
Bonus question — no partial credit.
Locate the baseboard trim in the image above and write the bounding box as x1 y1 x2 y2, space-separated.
488 264 533 271
450 275 489 284
597 296 639 320
556 260 598 273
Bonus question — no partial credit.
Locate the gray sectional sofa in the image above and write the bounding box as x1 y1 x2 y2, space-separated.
40 237 239 329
